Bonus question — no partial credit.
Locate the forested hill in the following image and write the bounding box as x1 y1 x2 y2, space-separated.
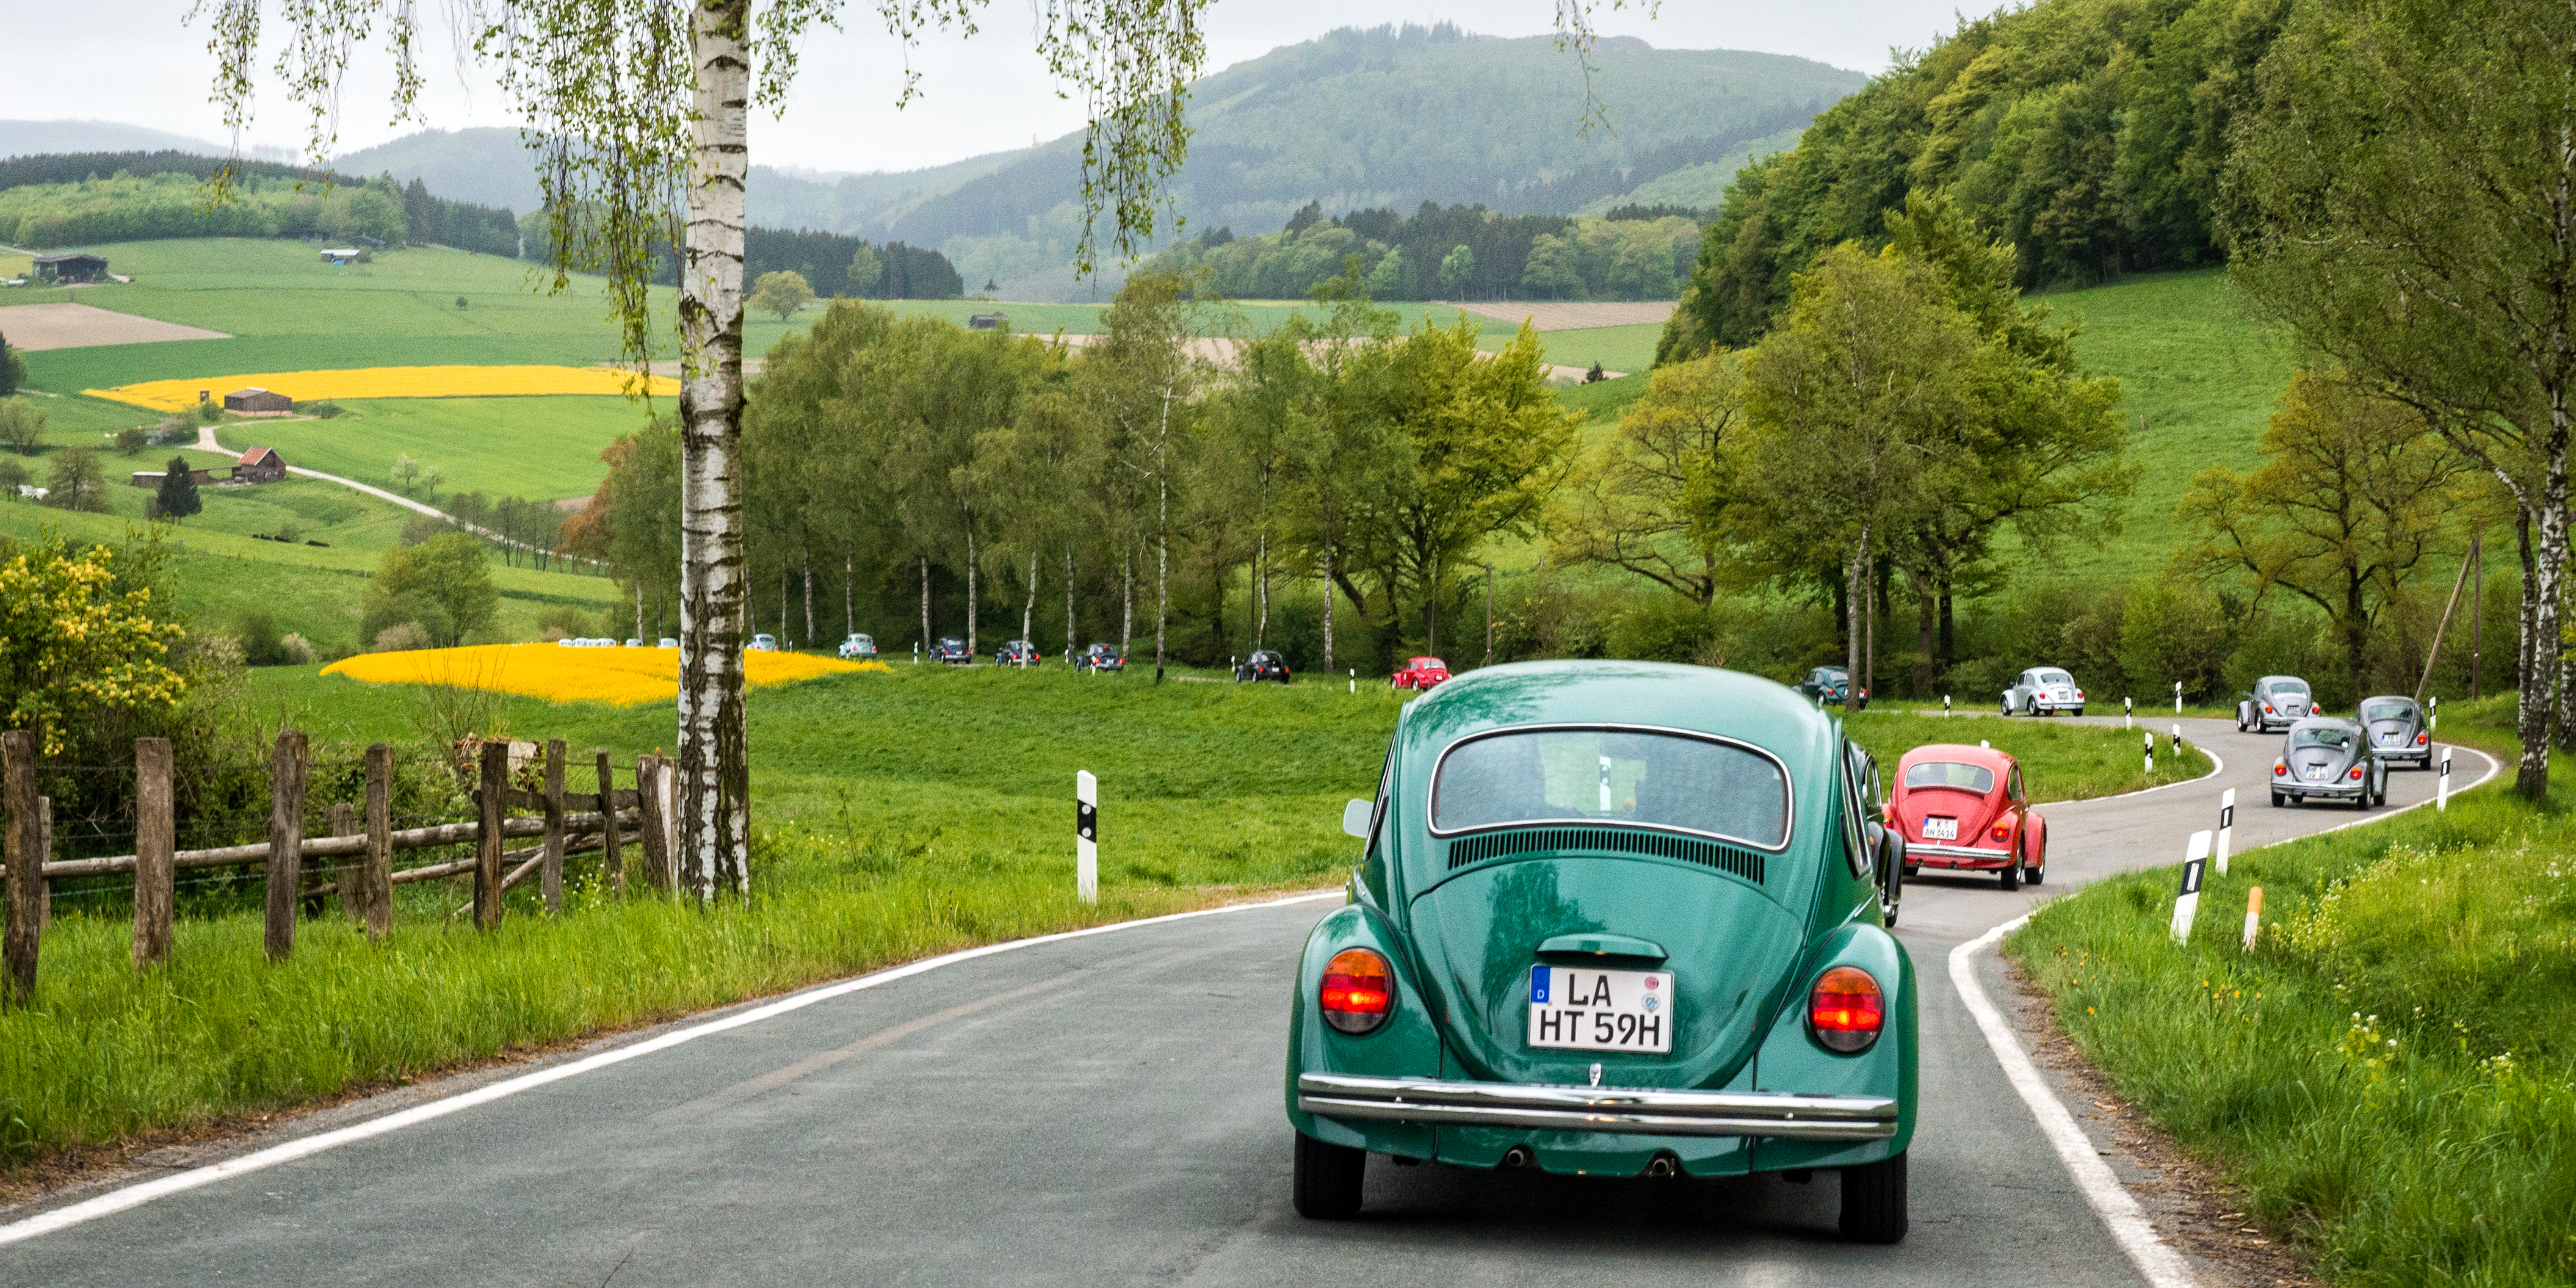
332 24 1864 297
1663 0 2288 359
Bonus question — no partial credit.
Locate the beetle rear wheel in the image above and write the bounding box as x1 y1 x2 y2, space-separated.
1292 1131 1366 1220
1838 1150 1909 1243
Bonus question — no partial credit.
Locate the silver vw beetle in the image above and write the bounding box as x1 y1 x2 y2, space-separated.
2271 717 2387 808
2238 676 2314 733
2357 695 2433 769
2002 667 2084 717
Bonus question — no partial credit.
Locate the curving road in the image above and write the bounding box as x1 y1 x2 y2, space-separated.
0 718 2489 1286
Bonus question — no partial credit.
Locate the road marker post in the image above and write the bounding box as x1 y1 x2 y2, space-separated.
2241 886 2263 952
2143 730 2154 776
2169 830 2212 944
2215 788 2236 876
2174 681 2183 714
2171 723 2182 762
2124 696 2132 730
1075 771 1099 904
2429 695 2439 733
2438 748 2453 811
1944 694 1950 717
1348 668 1355 694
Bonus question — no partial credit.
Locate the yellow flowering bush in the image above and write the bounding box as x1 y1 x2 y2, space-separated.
0 535 189 756
87 366 681 413
322 644 886 706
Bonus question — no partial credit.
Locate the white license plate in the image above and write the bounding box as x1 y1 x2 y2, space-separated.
1529 966 1674 1053
2304 766 2326 780
1922 816 1959 840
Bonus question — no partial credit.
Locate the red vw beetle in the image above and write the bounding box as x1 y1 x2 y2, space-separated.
1390 656 1451 690
1883 743 2047 891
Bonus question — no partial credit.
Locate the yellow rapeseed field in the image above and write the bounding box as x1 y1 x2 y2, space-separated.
322 644 886 706
88 365 681 412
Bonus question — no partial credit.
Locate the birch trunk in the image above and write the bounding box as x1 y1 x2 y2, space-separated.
966 527 980 655
1154 386 1172 682
802 545 815 646
844 551 853 636
1064 545 1077 660
2518 429 2568 795
634 582 643 642
1256 530 1269 651
1022 549 1037 648
1121 543 1134 659
1844 521 1870 714
920 553 932 653
1320 490 1336 674
675 0 751 903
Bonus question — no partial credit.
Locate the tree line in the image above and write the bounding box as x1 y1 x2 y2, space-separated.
1145 203 1702 303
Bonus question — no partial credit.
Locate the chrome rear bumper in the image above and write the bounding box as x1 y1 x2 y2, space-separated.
1297 1073 1898 1141
1905 841 2011 863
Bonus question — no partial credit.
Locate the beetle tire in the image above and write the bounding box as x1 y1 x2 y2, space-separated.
1292 1131 1367 1220
1998 861 2021 891
1838 1150 1909 1243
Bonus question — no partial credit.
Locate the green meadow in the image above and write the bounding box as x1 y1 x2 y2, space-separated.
237 397 643 501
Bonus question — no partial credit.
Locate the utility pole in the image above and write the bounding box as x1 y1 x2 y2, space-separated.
1483 562 1494 668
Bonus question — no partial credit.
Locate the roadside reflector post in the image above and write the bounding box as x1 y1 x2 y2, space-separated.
2171 723 2182 761
2124 696 2132 730
1944 694 1950 717
2429 695 2439 733
2215 788 2236 876
2170 830 2212 944
2241 886 2263 952
2174 681 2183 714
1348 668 1355 694
1076 770 1099 903
2437 748 2453 811
2144 729 2154 776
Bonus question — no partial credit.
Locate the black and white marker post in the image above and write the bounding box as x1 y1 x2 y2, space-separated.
2438 748 2453 812
2169 829 2213 944
1944 694 1951 718
2143 729 2155 776
2215 787 2236 876
1076 770 1099 903
2171 723 2183 763
2124 696 2132 730
2174 681 2183 714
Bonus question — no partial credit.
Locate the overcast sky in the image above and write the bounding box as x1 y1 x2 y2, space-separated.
5 2 1986 175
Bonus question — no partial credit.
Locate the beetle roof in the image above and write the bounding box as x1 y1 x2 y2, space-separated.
1893 742 2015 772
1395 660 1834 768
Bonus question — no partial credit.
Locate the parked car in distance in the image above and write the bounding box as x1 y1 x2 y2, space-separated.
1236 649 1292 683
1287 661 1915 1240
838 633 877 660
2238 676 2314 733
1883 743 2046 891
624 638 642 648
748 634 779 653
1390 656 1450 690
659 637 679 649
996 639 1041 666
2001 667 2084 717
933 637 972 665
2357 695 2432 769
1076 643 1125 673
2272 717 2387 808
1795 665 1868 709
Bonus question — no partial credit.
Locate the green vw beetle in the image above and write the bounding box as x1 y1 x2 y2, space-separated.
1285 660 1917 1241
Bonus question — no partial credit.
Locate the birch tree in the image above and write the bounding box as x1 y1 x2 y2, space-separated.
1087 270 1219 682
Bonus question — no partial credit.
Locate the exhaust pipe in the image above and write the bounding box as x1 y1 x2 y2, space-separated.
1644 1152 1681 1178
1500 1145 1536 1170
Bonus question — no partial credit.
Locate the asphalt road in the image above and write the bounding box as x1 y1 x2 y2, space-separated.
1 717 2484 1286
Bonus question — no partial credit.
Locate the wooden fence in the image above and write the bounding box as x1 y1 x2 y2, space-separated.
0 729 681 1002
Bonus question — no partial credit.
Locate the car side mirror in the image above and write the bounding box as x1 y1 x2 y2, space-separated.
1342 798 1373 840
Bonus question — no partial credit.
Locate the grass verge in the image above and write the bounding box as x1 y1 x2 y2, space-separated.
1845 710 2212 802
2008 723 2574 1286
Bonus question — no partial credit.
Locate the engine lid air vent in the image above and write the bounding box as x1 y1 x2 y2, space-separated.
1444 827 1764 885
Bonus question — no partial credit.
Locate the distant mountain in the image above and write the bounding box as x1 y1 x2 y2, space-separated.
335 128 543 213
0 120 256 161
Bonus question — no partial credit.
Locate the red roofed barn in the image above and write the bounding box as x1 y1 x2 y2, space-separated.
233 447 287 483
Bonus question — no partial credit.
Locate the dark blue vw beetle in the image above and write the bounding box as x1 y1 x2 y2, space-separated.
1286 660 1917 1242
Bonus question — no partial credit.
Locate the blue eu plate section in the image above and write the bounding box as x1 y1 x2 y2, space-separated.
1529 964 1550 1005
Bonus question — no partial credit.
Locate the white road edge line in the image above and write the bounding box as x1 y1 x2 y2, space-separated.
0 888 1347 1247
1949 740 2505 1288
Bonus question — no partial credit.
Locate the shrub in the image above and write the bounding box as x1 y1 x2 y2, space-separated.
43 446 107 512
237 612 288 666
2119 574 2230 704
306 400 345 419
277 633 315 665
112 426 148 455
0 458 26 498
0 398 43 454
534 603 590 641
370 621 429 653
1605 596 1716 664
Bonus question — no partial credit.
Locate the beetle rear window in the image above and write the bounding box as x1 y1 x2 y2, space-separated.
2034 670 2072 685
1902 761 1996 794
2359 699 2412 722
1430 729 1789 848
2290 725 2355 750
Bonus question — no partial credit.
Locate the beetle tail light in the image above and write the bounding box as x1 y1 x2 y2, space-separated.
2274 761 2288 776
2075 689 2086 700
2348 765 2364 780
1989 822 2011 842
2417 732 2429 745
1809 966 1884 1053
1320 948 1394 1034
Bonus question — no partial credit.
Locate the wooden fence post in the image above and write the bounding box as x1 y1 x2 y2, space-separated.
363 743 391 939
328 801 356 921
2 731 40 1002
540 739 566 915
36 798 51 934
475 740 506 930
2 730 36 1002
595 748 623 899
264 730 307 961
634 755 668 892
134 737 174 968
